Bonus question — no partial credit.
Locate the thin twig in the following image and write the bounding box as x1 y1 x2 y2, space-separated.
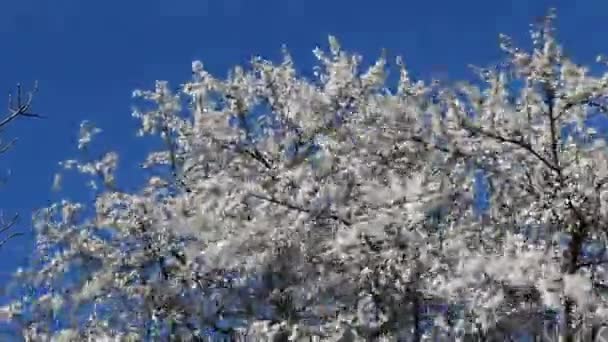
0 232 23 248
0 82 43 130
0 213 18 235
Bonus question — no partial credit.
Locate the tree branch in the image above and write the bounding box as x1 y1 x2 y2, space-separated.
577 258 608 269
0 213 18 236
0 232 23 249
0 82 43 130
248 192 351 226
227 93 274 170
461 120 561 174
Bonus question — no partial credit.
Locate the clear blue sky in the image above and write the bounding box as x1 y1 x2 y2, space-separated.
0 0 604 291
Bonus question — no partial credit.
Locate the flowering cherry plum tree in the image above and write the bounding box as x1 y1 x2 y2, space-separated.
4 9 608 342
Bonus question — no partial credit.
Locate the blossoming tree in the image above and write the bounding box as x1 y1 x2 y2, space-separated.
4 9 608 342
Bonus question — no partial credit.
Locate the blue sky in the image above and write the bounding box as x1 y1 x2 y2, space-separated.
0 0 605 296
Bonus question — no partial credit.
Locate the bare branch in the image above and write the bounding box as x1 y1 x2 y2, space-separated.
0 213 19 235
0 83 42 252
0 138 17 154
0 232 23 249
0 82 43 130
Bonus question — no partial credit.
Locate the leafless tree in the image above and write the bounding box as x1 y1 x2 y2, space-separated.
0 82 42 249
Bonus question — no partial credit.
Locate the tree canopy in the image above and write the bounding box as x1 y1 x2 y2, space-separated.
4 9 608 342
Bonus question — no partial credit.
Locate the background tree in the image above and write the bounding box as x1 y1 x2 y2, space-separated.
4 9 608 342
0 82 40 249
